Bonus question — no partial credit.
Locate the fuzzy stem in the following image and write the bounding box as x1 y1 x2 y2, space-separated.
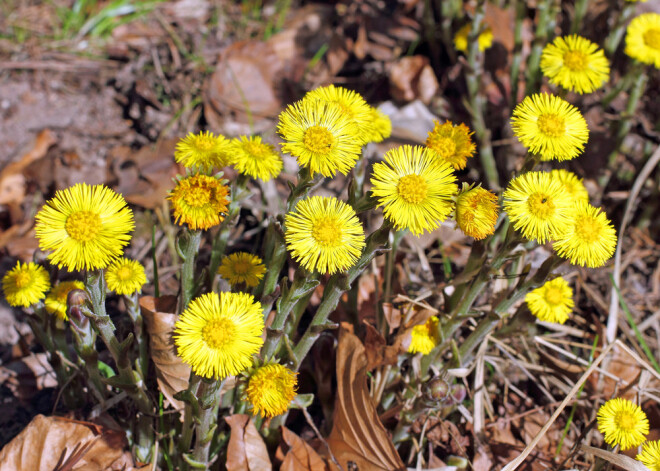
190 377 224 466
604 2 635 57
569 0 588 35
510 0 526 105
179 230 202 313
126 291 149 380
524 0 553 97
178 373 202 457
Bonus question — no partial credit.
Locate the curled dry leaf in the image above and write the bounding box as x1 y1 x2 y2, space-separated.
0 414 135 470
280 427 328 471
0 352 58 404
225 414 272 471
326 325 405 471
389 56 438 105
363 321 401 370
139 295 190 410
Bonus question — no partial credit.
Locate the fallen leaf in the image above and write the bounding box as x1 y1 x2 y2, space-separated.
363 322 401 370
0 414 136 470
326 325 405 471
0 352 57 404
389 56 438 105
225 414 272 471
139 295 190 410
280 427 328 471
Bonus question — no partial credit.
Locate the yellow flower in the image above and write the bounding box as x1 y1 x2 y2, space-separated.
303 85 374 144
174 292 264 379
454 185 499 240
285 196 365 275
229 136 283 182
2 262 50 308
408 316 439 355
371 145 457 236
637 441 660 470
278 99 361 177
174 131 232 171
550 169 589 203
363 106 392 144
106 258 147 295
246 363 298 418
540 35 610 94
45 281 85 321
168 174 230 231
503 171 572 243
35 184 135 272
218 252 266 288
525 277 573 324
553 202 617 268
597 398 649 450
625 13 660 68
511 93 589 161
425 121 476 170
454 23 493 53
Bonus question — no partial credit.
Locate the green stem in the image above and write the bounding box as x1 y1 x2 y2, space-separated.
524 0 553 97
126 291 149 381
569 0 588 35
178 373 202 457
179 229 202 313
190 377 225 466
255 219 288 302
604 3 635 57
510 0 526 105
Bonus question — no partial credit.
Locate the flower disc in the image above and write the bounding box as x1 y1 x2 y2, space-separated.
229 136 283 182
218 252 266 288
2 262 50 308
168 174 230 230
525 277 573 324
597 398 649 450
106 258 147 295
246 363 298 418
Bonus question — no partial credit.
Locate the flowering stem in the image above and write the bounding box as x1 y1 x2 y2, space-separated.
604 2 635 57
189 377 224 467
569 0 588 35
125 291 149 380
510 0 526 105
524 0 553 97
178 373 202 457
179 229 202 313
255 219 288 303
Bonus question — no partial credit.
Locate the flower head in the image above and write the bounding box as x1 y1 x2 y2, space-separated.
246 363 298 418
625 13 660 69
503 171 572 243
2 262 50 308
45 281 85 321
278 99 361 177
425 121 476 170
540 35 610 94
637 440 660 470
35 184 134 271
371 145 457 236
168 174 230 230
597 398 649 450
303 85 374 144
175 131 232 171
285 196 365 275
525 277 573 324
218 252 266 288
454 23 493 53
363 106 392 144
106 258 147 295
174 292 264 379
408 316 439 355
511 93 589 161
229 136 283 182
454 185 499 240
553 202 617 268
550 169 589 203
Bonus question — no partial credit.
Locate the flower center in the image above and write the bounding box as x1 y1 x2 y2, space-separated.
65 211 102 242
194 137 214 151
643 28 660 50
303 126 335 154
116 266 133 281
527 193 555 219
183 186 211 208
544 287 563 305
575 215 602 243
202 318 236 350
312 217 342 247
397 174 428 204
537 114 566 138
615 411 636 431
430 137 457 158
562 50 587 70
14 272 31 288
243 142 267 158
232 261 251 275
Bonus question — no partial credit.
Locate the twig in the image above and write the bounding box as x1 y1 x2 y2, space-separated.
301 407 343 471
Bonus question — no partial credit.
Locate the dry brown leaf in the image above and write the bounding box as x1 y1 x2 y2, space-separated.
326 325 405 471
0 414 135 470
139 295 190 410
280 427 328 471
363 322 401 370
587 344 642 399
0 352 57 404
389 56 438 105
225 414 272 471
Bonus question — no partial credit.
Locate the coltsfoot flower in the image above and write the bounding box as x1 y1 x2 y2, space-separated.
174 292 264 379
218 252 266 288
363 106 392 144
106 258 147 295
168 174 230 231
637 441 660 470
454 185 499 240
229 136 283 182
553 202 617 268
425 121 476 170
246 363 298 418
540 35 610 94
408 316 439 355
285 196 365 275
454 23 493 53
511 93 589 161
175 131 232 171
597 398 649 450
525 277 573 324
46 281 85 321
503 171 572 243
35 184 134 271
371 145 457 236
625 13 660 68
278 99 361 177
2 262 50 308
550 169 589 203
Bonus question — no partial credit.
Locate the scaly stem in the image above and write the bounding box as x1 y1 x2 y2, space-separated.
126 291 149 381
191 377 225 466
524 0 553 97
510 0 526 105
178 373 202 457
179 229 202 313
604 2 635 57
